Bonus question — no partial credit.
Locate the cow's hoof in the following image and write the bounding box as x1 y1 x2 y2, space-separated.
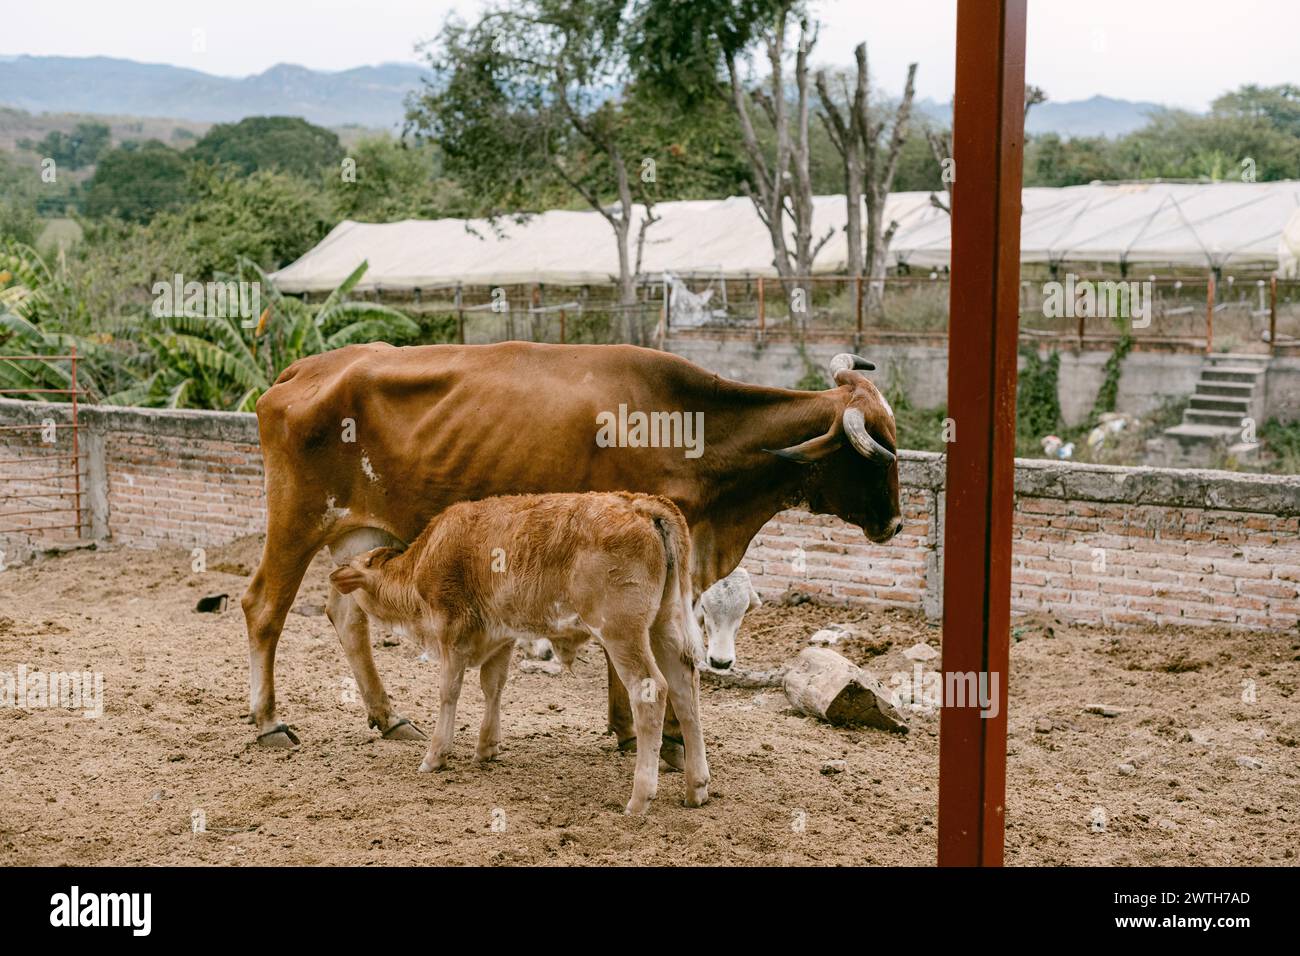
659 740 686 773
684 784 710 808
256 723 300 748
476 744 501 763
624 797 653 816
418 754 448 773
380 717 427 741
616 736 637 753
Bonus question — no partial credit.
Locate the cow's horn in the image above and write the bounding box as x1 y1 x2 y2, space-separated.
829 353 876 377
843 406 895 466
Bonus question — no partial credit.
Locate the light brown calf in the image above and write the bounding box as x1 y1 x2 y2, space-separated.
328 492 708 815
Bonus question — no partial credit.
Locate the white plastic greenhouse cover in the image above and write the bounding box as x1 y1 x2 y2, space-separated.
271 180 1300 293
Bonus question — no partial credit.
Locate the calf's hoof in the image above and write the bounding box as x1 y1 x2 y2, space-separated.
476 744 501 763
379 716 427 741
255 723 300 748
418 753 449 773
684 784 710 808
624 795 653 816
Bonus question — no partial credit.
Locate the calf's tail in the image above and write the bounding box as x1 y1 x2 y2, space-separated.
635 497 704 667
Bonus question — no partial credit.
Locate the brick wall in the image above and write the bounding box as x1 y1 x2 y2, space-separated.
3 397 1298 630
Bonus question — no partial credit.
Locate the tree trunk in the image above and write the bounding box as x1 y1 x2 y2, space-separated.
783 647 908 731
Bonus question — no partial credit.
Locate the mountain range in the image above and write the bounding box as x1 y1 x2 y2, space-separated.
0 55 1169 137
0 55 428 128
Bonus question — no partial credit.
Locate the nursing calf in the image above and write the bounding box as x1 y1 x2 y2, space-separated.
328 492 708 814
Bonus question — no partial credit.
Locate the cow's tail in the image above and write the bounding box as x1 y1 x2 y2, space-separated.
636 497 704 667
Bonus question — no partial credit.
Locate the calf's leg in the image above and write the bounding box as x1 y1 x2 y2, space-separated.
650 625 710 807
606 634 668 815
476 643 512 763
606 651 686 771
420 646 466 772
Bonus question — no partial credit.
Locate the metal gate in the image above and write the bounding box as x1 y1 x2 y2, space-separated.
0 347 85 543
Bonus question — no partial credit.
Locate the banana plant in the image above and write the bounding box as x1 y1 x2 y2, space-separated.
132 258 418 411
0 240 109 402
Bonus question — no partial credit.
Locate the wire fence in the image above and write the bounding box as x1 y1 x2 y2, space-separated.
358 273 1300 353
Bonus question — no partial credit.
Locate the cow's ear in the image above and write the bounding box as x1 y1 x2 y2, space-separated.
365 546 402 567
329 566 368 594
764 429 843 463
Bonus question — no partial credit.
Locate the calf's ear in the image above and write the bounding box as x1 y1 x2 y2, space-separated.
329 566 369 594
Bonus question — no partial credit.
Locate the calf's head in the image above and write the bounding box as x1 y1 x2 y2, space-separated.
328 546 404 613
697 569 762 671
768 353 902 544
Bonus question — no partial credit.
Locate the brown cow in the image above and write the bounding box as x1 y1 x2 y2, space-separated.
328 491 707 814
242 343 899 758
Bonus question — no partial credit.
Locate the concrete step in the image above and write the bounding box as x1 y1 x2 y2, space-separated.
1184 408 1248 426
1164 422 1240 442
1202 366 1266 383
1196 380 1255 398
1189 394 1251 412
1207 352 1271 366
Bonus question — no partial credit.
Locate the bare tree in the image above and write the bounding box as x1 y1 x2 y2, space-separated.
725 7 832 316
816 54 867 283
819 44 915 311
928 85 1045 216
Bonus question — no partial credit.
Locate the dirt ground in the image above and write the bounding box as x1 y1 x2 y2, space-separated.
1 536 1296 866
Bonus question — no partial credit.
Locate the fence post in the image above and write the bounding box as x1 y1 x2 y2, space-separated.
1205 274 1215 355
454 283 464 345
1270 275 1278 357
559 307 566 345
756 277 765 344
855 275 864 347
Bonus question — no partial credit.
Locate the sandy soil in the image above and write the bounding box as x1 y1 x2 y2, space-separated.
0 536 1296 866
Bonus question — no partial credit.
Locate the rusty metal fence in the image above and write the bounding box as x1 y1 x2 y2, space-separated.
364 273 1300 354
0 348 85 543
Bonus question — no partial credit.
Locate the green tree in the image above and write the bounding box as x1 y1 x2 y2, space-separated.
326 136 467 222
22 122 111 170
1212 84 1300 137
0 153 42 245
83 140 189 223
171 164 331 276
189 116 345 180
410 0 665 340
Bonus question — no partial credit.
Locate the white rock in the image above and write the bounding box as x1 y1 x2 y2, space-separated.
903 642 940 662
1236 755 1264 770
519 658 562 676
809 624 853 645
1084 703 1124 717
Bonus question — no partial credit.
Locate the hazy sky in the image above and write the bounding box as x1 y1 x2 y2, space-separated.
6 0 1298 110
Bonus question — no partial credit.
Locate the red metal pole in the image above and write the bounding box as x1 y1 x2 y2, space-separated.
938 0 1026 867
